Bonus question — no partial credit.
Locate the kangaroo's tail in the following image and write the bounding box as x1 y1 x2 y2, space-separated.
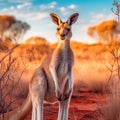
0 92 32 120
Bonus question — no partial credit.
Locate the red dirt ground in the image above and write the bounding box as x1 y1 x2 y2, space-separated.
15 89 107 120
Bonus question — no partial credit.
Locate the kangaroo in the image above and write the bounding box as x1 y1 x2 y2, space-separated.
0 13 79 120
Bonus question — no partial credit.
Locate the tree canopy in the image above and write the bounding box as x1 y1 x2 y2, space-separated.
0 15 30 43
87 20 120 43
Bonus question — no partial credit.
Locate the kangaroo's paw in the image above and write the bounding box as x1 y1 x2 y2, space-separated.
56 90 63 101
63 89 72 101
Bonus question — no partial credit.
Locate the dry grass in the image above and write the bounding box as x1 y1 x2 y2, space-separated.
74 60 111 93
99 96 120 120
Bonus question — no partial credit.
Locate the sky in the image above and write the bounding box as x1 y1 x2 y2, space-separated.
0 0 117 43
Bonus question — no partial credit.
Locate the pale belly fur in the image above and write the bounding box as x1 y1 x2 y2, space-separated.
44 61 69 103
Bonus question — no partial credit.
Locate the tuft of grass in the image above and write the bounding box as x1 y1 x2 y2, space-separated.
86 79 107 93
98 74 120 120
99 96 120 120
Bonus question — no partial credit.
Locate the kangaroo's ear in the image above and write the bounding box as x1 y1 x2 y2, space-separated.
67 13 79 25
50 13 62 26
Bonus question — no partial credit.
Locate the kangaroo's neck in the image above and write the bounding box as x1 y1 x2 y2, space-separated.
57 39 70 50
51 39 72 61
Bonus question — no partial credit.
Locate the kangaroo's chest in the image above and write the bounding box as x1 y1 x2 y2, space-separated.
55 52 73 78
57 59 68 77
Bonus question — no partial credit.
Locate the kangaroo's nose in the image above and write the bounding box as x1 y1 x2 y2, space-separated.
61 34 65 37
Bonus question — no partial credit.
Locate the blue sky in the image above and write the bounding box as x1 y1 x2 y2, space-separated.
0 0 117 43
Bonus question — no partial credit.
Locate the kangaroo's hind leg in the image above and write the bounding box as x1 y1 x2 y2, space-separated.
29 68 47 120
57 98 71 120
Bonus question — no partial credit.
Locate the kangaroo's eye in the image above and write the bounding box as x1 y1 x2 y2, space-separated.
57 28 60 31
67 28 70 31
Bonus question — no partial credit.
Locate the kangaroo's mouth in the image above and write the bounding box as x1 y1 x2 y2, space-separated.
60 36 66 40
61 38 65 40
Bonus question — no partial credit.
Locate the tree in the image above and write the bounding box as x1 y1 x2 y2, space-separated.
0 15 16 40
3 21 30 43
0 15 30 43
25 36 47 44
111 0 120 21
87 20 120 43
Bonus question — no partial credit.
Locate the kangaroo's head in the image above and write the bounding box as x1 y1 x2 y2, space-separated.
50 13 79 41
